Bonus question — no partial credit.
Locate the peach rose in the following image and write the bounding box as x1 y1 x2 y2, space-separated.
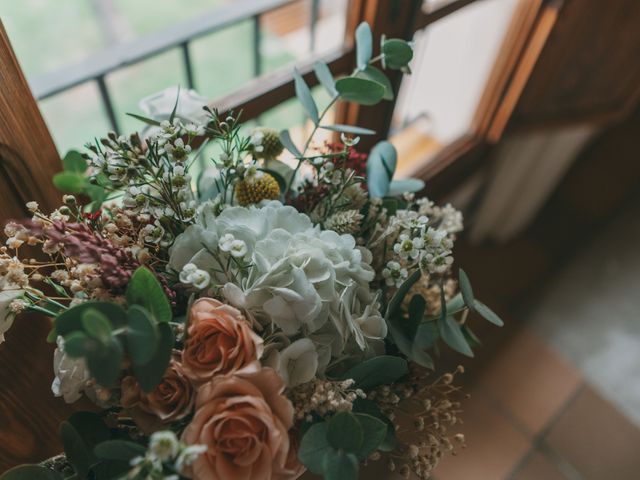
121 358 195 434
181 367 298 480
182 298 263 383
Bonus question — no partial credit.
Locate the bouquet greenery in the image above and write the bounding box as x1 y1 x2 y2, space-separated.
0 22 502 480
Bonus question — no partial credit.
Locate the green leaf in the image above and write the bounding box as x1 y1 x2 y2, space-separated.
132 322 174 392
351 399 397 452
279 130 302 158
322 449 358 480
367 140 397 197
458 269 475 311
127 305 159 366
462 324 482 347
126 112 162 126
94 440 146 462
53 171 85 194
341 355 408 390
298 422 332 474
0 465 61 480
63 331 101 358
81 308 112 345
388 178 425 196
385 268 421 320
357 65 394 100
67 411 110 451
382 38 414 69
293 68 319 124
327 412 363 452
169 86 180 123
319 124 375 135
126 267 172 324
474 300 504 326
355 22 373 70
438 316 474 357
63 150 87 173
60 420 93 478
352 413 387 459
86 338 124 387
50 301 127 342
335 77 385 106
314 61 338 97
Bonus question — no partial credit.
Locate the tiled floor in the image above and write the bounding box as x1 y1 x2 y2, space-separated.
431 328 640 480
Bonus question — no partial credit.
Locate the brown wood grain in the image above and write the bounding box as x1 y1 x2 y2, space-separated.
0 20 70 472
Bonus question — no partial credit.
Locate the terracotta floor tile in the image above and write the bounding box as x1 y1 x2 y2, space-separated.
478 328 582 435
433 389 531 480
511 451 569 480
546 385 640 480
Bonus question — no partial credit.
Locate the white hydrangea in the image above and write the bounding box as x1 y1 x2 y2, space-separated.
168 201 386 378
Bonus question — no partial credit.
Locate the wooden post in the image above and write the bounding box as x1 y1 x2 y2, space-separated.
0 20 61 218
337 0 422 150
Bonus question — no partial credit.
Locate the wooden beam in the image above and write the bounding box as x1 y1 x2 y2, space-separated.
0 21 61 215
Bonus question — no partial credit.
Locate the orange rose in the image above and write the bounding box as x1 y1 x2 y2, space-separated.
121 358 195 434
182 298 263 383
182 367 298 480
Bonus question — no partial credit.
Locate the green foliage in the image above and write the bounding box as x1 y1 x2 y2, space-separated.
299 412 388 480
94 440 146 462
62 150 88 173
81 308 113 345
314 61 338 97
127 305 160 366
67 411 110 450
54 150 109 211
335 77 385 106
387 178 425 196
366 140 397 198
52 171 85 194
293 68 319 125
474 300 504 326
60 420 94 478
126 267 172 324
85 337 125 386
0 465 61 480
279 130 302 158
319 124 375 136
381 38 414 70
355 22 373 70
132 322 174 392
357 66 394 100
458 269 475 311
126 112 162 126
341 355 408 390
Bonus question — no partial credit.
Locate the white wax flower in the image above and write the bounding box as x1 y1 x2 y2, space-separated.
0 289 24 344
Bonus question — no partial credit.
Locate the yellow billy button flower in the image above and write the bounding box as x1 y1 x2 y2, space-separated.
252 127 284 160
235 172 280 206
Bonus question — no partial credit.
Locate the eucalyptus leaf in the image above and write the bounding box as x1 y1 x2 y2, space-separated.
126 267 172 324
94 440 146 462
352 413 387 459
458 269 475 311
63 150 87 173
357 65 394 100
53 171 85 194
86 338 124 387
279 130 302 158
341 355 408 390
335 77 385 106
474 300 504 326
132 322 174 392
351 399 397 452
319 124 375 136
387 178 425 196
81 308 112 345
127 305 159 366
385 268 421 320
313 61 338 97
60 420 93 478
49 301 127 342
322 449 358 480
355 22 373 70
63 331 100 358
367 140 397 197
298 422 332 474
327 412 363 452
438 316 474 357
67 411 110 451
293 68 319 124
0 465 62 480
462 324 482 347
382 39 414 69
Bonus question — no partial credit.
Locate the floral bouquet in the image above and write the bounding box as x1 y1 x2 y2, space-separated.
0 23 503 480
